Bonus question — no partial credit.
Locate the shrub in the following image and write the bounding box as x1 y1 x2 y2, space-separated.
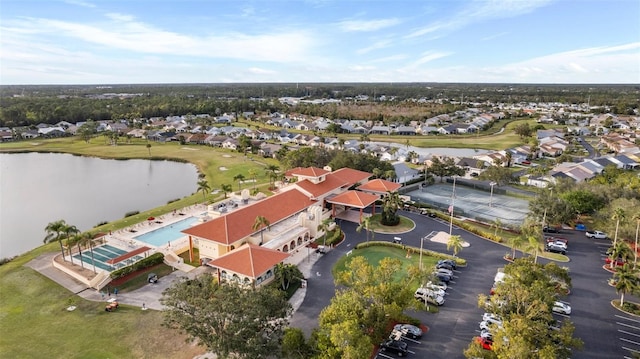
124 210 140 218
110 252 165 279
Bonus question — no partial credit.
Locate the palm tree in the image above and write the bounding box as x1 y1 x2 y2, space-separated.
252 215 270 245
317 218 333 247
447 235 464 257
491 218 503 238
633 212 640 268
63 223 80 264
80 231 97 273
614 264 639 307
607 241 634 269
146 143 151 156
525 235 542 264
274 263 300 291
356 216 374 244
221 184 233 199
71 233 85 269
248 169 258 190
381 191 402 226
233 173 246 191
508 235 525 259
44 220 68 261
197 179 210 203
265 164 280 187
612 207 626 246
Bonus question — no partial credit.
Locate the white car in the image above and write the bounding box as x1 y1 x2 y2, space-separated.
479 318 503 331
586 230 608 239
414 288 445 306
426 281 447 291
553 301 571 315
482 313 502 322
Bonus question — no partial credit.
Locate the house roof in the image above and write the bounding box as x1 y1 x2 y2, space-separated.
331 167 372 187
182 188 316 245
294 175 349 199
326 190 379 208
357 179 401 193
207 244 289 278
285 166 330 178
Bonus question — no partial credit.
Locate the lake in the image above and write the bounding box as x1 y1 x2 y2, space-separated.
0 153 199 258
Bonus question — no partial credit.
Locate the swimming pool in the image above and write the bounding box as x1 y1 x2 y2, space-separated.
133 216 200 247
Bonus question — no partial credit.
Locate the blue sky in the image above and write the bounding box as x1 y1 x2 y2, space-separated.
1 0 639 85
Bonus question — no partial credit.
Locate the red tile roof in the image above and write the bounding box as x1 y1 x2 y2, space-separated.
357 178 402 193
327 190 379 208
208 244 289 278
331 167 372 186
294 175 349 199
285 166 330 178
182 189 316 245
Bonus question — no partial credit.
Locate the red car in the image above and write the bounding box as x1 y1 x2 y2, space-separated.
605 257 626 267
545 236 568 244
475 336 493 350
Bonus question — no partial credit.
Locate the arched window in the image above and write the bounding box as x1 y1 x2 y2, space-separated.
243 277 251 285
290 240 296 249
304 233 310 241
221 270 228 279
266 270 273 278
230 245 235 250
232 274 240 283
297 237 302 246
283 245 289 253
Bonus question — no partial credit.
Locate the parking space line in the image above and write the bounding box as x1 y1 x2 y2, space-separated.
618 322 640 331
623 346 640 354
619 329 640 338
620 337 640 346
617 315 640 324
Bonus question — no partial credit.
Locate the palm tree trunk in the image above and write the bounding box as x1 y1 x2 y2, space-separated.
77 243 84 269
89 242 97 274
621 292 626 307
58 240 66 261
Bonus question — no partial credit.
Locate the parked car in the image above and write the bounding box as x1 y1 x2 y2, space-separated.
436 262 455 271
545 236 568 245
545 242 566 255
433 272 452 283
379 339 409 357
437 259 457 269
425 281 448 291
148 273 158 283
543 225 560 233
414 287 445 306
479 318 503 331
435 267 454 277
552 301 572 315
548 240 568 250
393 324 423 339
605 257 626 267
586 230 608 239
475 336 493 350
482 313 502 322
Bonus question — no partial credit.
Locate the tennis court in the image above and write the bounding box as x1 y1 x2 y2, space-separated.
406 182 530 226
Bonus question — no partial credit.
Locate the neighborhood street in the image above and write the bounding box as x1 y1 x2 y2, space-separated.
290 210 631 358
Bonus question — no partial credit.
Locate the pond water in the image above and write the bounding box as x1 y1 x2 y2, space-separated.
0 153 199 258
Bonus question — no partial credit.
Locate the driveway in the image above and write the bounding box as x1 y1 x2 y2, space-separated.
290 211 630 358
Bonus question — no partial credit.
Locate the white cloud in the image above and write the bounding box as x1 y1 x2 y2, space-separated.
3 15 317 63
63 0 95 8
356 39 392 55
247 67 275 75
338 18 401 32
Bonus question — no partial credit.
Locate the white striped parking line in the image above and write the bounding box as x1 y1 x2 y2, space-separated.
624 346 640 353
618 322 640 331
619 329 640 338
617 315 640 324
621 337 640 346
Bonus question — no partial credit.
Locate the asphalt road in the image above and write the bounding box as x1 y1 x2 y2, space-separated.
290 210 631 358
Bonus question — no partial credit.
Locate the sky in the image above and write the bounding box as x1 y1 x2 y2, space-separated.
1 0 639 85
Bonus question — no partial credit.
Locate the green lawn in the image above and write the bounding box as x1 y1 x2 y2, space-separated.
332 245 440 287
368 214 415 234
0 247 204 359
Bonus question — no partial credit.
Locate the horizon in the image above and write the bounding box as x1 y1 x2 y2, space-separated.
1 0 639 85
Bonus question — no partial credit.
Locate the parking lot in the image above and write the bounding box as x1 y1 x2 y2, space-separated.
290 210 634 358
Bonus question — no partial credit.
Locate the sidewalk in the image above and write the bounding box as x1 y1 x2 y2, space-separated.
284 246 325 315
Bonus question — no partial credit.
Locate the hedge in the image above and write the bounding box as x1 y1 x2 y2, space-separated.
110 252 165 279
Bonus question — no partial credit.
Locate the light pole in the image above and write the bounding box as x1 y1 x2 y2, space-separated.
489 182 497 207
419 236 425 271
449 176 457 236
